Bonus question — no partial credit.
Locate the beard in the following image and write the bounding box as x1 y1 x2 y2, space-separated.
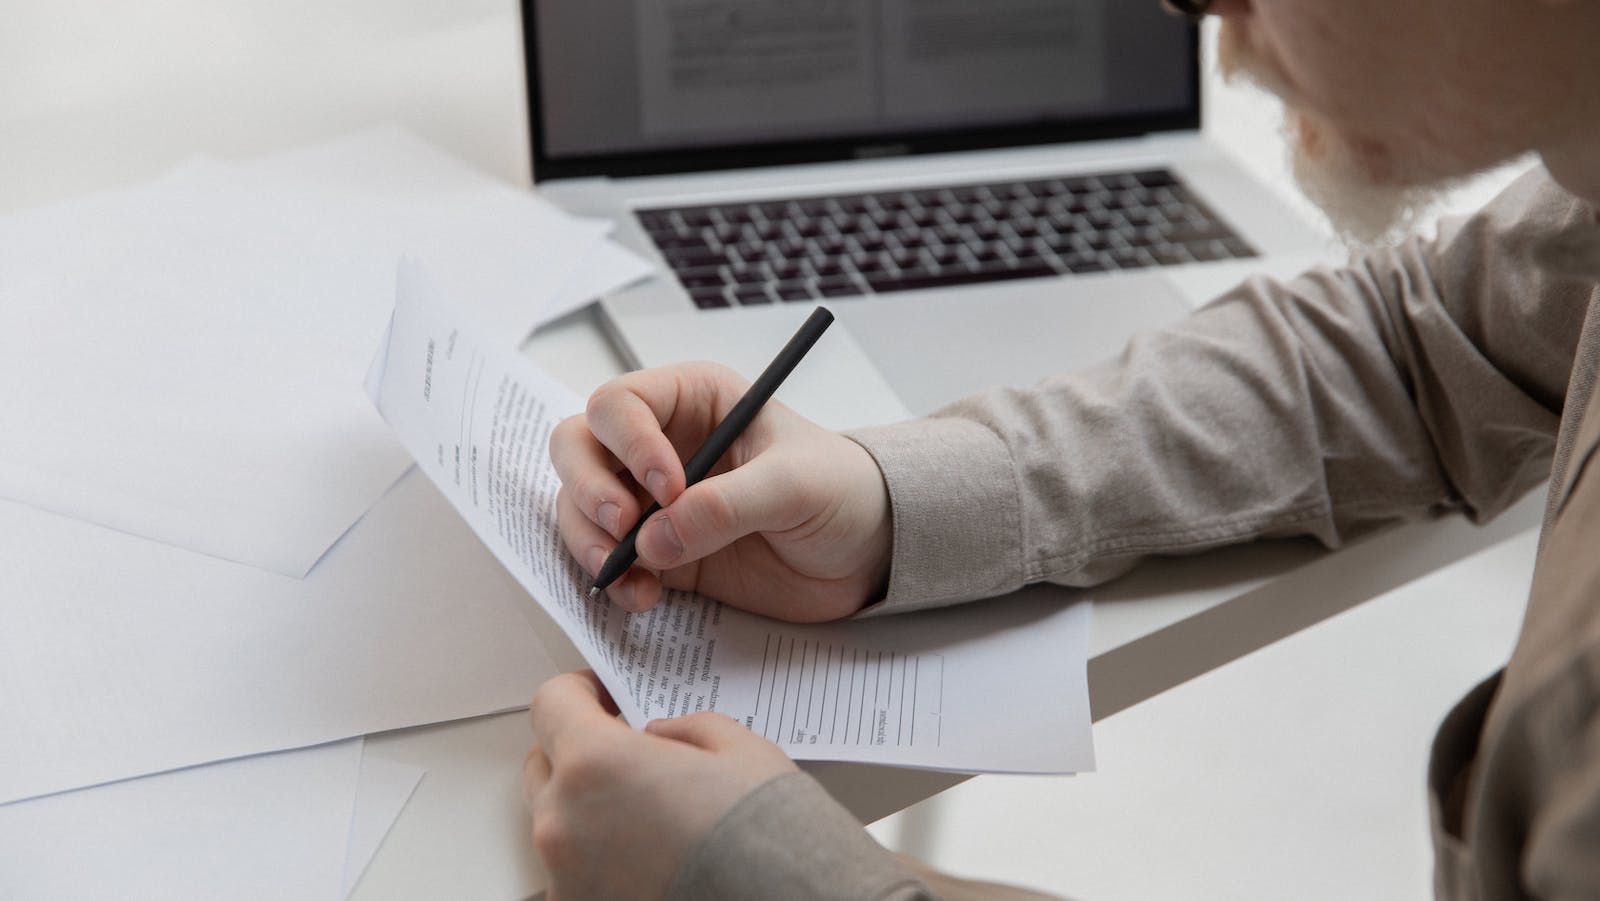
1215 21 1460 249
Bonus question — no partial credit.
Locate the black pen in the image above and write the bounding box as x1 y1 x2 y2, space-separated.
587 306 835 600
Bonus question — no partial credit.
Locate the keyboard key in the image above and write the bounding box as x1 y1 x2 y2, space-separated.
1086 207 1117 228
662 245 722 268
677 267 727 291
1009 253 1060 274
1186 239 1233 262
1109 246 1155 270
652 234 709 252
1160 221 1229 244
635 210 675 234
675 207 717 229
1132 169 1178 189
769 259 804 281
688 286 731 309
865 260 1056 293
732 284 774 305
816 276 865 297
1153 244 1193 266
773 281 816 302
1222 237 1257 258
807 258 844 279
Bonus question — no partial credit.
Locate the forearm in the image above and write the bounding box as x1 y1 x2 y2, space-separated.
849 169 1587 615
668 771 1069 901
666 772 935 901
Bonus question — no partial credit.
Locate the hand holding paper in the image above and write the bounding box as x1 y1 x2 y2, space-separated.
523 670 797 901
369 260 1093 774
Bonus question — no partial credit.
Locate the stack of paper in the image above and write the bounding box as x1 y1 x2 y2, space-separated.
0 472 554 805
0 127 650 576
0 127 654 895
0 740 424 901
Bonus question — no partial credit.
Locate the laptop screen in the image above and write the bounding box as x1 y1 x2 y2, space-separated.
524 0 1198 182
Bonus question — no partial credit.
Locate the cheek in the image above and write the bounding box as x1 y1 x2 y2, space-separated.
1291 108 1399 182
1250 2 1419 127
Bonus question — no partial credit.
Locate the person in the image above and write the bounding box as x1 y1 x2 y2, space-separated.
523 0 1600 897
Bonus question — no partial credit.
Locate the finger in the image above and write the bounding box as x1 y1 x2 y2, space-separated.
528 670 625 762
584 380 686 506
522 746 551 808
549 416 644 540
556 486 617 579
557 488 669 612
609 565 666 613
585 364 744 506
634 456 810 570
644 710 753 752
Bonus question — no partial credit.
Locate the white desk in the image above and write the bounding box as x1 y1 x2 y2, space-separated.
0 5 1537 899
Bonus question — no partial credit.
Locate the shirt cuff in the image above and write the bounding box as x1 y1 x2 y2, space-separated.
665 771 930 901
845 417 1025 617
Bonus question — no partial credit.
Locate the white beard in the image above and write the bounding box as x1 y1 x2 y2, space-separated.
1217 23 1457 250
1282 108 1458 249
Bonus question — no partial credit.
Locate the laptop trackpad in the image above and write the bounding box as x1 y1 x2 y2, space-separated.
836 272 1193 416
615 305 916 432
615 271 1192 430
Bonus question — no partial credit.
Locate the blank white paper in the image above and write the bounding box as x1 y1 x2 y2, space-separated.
238 126 651 338
0 129 646 576
0 468 556 806
0 740 363 901
343 752 427 897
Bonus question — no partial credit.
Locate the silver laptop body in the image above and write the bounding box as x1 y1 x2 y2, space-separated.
520 0 1328 424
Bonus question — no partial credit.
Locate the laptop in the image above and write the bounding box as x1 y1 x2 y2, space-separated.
520 0 1329 427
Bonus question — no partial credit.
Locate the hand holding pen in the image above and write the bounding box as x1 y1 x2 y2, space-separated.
549 308 893 623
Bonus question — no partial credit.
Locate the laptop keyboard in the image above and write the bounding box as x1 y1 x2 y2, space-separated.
635 168 1257 309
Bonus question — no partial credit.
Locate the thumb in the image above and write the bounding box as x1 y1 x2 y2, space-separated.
645 710 751 751
633 459 809 569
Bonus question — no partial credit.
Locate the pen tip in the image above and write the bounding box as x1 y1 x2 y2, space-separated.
586 586 602 601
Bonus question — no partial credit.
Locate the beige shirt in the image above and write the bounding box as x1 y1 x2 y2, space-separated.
666 169 1600 901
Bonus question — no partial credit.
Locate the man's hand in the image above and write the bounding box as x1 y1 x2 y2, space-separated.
551 362 892 622
524 671 797 901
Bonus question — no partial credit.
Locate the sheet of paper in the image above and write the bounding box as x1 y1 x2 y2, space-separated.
343 753 427 898
549 234 659 320
0 468 557 806
0 740 364 901
0 128 651 576
370 261 1094 774
238 126 653 336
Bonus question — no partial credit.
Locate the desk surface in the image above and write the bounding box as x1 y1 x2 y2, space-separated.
1 5 1535 899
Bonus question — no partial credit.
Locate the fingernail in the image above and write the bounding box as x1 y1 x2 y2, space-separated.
645 469 669 503
619 580 641 611
647 515 684 564
597 501 621 535
586 546 606 576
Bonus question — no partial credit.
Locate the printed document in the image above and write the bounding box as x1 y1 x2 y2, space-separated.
369 261 1093 774
633 0 1105 140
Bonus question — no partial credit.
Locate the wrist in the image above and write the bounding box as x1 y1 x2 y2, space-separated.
841 437 893 609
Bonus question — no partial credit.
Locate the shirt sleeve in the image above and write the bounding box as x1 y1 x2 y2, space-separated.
666 770 1073 901
664 771 937 901
846 169 1594 616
